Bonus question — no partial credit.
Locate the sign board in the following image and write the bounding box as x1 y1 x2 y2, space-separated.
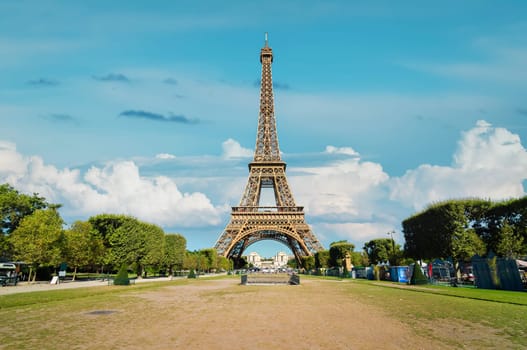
50 276 59 284
59 270 66 278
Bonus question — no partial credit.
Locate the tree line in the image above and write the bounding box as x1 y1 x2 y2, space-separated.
4 182 525 278
0 184 230 281
402 197 527 269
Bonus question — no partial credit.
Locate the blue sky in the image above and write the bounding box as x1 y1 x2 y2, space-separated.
1 1 527 257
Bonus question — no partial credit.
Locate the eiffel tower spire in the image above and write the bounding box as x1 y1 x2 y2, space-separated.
254 32 281 163
214 35 323 266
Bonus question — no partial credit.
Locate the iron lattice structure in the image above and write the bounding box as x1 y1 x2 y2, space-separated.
214 35 324 265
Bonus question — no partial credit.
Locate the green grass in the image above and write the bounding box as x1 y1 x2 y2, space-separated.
375 280 527 305
342 278 527 347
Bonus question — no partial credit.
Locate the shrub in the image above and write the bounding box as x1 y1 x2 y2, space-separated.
410 263 428 285
114 265 130 285
187 269 196 279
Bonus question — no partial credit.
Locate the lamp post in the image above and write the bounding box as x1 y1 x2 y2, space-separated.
387 230 396 265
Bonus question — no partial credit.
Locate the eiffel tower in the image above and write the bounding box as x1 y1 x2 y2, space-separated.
214 34 324 266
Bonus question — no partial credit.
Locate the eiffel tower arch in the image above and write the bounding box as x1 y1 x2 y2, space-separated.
214 34 324 267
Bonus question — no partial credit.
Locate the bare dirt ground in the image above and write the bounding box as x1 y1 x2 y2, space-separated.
1 277 513 349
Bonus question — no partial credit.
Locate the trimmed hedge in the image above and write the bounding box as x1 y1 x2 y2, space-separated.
114 265 130 285
410 263 428 285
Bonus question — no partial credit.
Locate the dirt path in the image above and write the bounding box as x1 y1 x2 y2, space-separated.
2 277 454 349
80 278 444 349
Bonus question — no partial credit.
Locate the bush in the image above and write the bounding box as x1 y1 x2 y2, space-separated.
114 265 130 285
187 269 196 279
410 263 428 285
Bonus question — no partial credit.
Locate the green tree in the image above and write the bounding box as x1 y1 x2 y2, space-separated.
183 251 198 271
301 255 315 271
287 257 298 268
88 214 136 269
363 239 392 265
199 248 218 272
217 256 232 271
108 219 165 277
350 251 369 266
64 221 104 280
0 184 56 259
9 209 64 281
402 197 527 262
329 241 354 268
113 264 130 285
452 228 486 260
163 233 186 276
403 200 487 263
315 250 330 268
496 219 525 259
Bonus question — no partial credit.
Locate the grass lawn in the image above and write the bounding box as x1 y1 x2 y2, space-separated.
334 277 527 348
0 276 525 349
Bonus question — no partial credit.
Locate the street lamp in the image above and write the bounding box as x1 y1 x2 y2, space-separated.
387 230 396 265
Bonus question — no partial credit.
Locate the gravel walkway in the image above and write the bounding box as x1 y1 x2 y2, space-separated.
0 276 176 296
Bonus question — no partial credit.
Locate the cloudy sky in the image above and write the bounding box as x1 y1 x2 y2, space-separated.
1 1 526 257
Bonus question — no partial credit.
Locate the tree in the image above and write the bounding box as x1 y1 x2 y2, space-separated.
301 255 315 271
183 251 198 271
350 251 369 266
64 221 104 280
402 197 527 262
403 200 485 264
287 257 298 268
163 233 186 276
9 209 64 282
329 241 354 268
451 228 486 268
0 184 55 259
315 250 330 268
108 219 165 277
89 214 136 269
363 239 392 265
496 219 525 259
113 264 130 285
199 248 218 272
217 256 231 271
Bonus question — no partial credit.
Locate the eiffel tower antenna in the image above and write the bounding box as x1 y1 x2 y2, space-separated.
214 35 324 267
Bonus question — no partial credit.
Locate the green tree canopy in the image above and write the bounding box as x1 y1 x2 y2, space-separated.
301 255 315 271
164 233 186 276
199 248 218 272
496 219 524 259
350 251 369 267
9 208 64 281
402 197 527 267
108 219 165 277
64 220 105 280
1 184 57 259
315 250 329 268
329 241 355 268
363 239 392 265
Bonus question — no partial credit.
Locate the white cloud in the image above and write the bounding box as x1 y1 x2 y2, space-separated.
0 141 26 180
221 138 253 159
155 153 176 160
1 119 525 249
292 156 390 219
390 120 527 210
325 145 359 157
0 142 223 227
317 222 398 246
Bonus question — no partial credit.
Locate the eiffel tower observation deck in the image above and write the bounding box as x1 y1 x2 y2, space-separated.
214 34 324 267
